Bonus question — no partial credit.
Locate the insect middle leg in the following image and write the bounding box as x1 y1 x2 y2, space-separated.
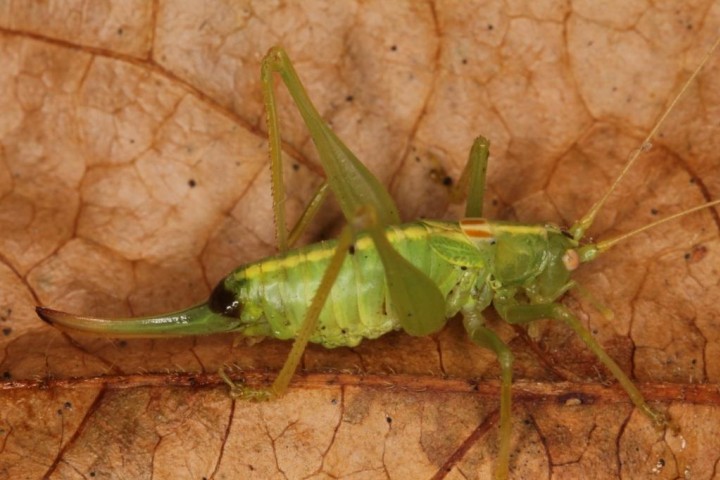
450 136 490 217
463 309 513 480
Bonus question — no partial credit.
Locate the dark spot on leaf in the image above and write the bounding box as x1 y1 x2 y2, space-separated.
390 44 397 51
386 415 393 424
687 244 708 263
292 163 300 171
442 176 453 186
345 95 354 102
188 179 196 188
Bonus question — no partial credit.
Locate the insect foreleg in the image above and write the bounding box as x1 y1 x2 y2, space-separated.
450 136 490 217
498 302 669 429
462 310 512 480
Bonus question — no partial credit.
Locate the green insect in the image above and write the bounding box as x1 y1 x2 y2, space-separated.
36 40 720 479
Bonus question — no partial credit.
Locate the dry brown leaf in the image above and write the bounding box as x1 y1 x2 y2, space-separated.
2 1 720 479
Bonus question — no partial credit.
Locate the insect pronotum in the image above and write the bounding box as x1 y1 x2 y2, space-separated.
34 35 720 479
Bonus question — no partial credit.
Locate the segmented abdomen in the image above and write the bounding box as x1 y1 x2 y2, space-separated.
222 221 485 347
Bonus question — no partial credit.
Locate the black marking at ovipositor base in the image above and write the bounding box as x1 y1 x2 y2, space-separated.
209 281 242 317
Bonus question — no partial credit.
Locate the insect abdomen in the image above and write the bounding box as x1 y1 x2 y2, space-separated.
224 221 489 348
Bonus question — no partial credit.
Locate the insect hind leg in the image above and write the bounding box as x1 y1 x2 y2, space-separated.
260 46 400 253
220 215 358 401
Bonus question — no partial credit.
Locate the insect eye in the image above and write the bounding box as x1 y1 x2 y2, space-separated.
208 281 242 318
562 249 580 271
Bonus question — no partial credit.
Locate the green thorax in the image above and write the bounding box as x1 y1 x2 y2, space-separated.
458 218 579 305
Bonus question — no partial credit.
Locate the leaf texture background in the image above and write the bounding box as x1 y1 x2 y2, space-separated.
1 1 720 479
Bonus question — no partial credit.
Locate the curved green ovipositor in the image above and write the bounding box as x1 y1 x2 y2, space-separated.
36 302 242 338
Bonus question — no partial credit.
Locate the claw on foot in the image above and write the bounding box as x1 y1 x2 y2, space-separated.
641 404 677 434
218 367 274 402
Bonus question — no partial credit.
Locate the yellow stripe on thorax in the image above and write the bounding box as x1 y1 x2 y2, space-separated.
492 224 547 236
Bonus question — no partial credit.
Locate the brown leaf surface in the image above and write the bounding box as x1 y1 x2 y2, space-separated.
2 1 720 479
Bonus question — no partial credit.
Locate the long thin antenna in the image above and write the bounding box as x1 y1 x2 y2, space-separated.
570 36 720 241
596 198 720 253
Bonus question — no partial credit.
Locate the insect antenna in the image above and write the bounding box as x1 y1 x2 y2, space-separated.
595 198 720 253
577 198 720 263
569 36 720 242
